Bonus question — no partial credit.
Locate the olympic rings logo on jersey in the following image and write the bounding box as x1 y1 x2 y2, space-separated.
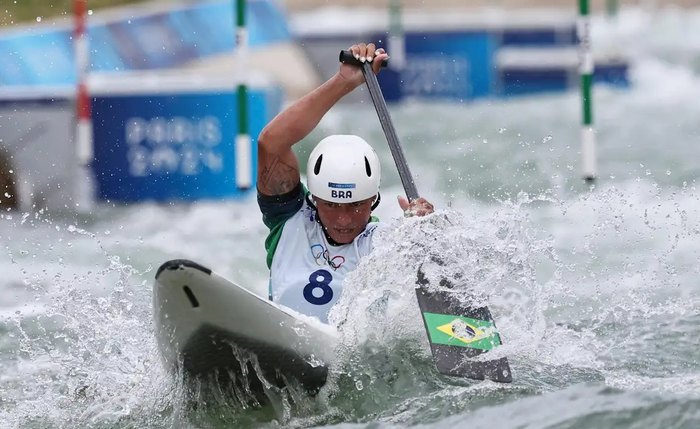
310 244 345 270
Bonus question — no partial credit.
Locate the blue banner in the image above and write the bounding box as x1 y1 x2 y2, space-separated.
0 30 74 85
377 31 496 102
91 87 281 202
0 0 291 85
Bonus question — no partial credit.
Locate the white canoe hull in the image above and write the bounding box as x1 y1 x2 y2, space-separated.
153 259 337 397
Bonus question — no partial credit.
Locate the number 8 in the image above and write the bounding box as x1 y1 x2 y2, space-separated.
304 269 333 305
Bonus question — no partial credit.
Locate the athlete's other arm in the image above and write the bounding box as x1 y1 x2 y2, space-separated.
256 43 388 196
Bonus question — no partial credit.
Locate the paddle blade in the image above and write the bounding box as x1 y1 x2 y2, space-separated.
415 286 512 383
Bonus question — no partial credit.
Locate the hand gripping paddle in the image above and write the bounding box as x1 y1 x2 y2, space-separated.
339 50 512 383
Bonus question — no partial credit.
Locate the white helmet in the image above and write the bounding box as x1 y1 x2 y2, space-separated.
307 135 381 204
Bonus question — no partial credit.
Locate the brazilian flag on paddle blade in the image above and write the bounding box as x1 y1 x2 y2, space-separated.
422 312 502 351
415 286 512 383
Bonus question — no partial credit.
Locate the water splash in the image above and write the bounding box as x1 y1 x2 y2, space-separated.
0 213 179 428
320 199 572 424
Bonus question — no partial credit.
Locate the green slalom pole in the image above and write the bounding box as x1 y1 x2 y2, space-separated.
235 0 251 189
606 0 619 19
578 0 596 183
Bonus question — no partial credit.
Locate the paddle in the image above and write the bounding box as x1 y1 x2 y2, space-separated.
339 50 512 383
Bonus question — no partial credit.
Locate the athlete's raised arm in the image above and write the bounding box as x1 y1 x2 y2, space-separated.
256 43 388 196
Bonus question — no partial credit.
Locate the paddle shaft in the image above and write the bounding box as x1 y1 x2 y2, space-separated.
339 50 419 202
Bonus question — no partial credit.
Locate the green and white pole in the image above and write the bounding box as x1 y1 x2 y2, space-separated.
234 0 251 189
606 0 619 19
578 0 596 183
387 0 405 70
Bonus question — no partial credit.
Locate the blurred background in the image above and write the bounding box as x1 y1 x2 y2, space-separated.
0 0 674 211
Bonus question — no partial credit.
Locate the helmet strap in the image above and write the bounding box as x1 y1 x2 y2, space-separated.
305 193 317 211
371 193 381 211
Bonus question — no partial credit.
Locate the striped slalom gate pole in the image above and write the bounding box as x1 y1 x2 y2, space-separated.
578 0 596 183
234 0 252 189
73 0 94 208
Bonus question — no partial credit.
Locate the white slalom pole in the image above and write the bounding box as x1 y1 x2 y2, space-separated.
578 0 596 183
234 0 252 189
387 0 406 70
74 0 95 209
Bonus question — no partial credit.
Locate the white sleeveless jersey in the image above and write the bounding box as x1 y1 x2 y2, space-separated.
269 200 380 323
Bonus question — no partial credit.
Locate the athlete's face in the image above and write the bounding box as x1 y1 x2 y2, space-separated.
314 196 375 244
